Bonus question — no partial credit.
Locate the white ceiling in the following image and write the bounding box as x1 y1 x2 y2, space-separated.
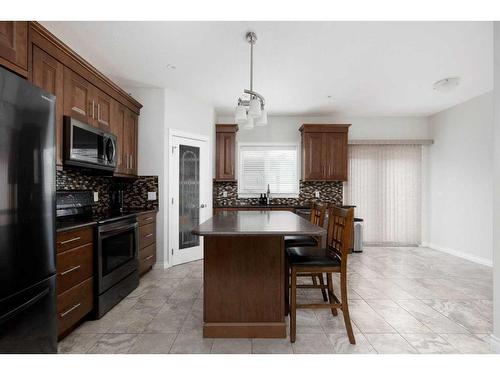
41 21 493 116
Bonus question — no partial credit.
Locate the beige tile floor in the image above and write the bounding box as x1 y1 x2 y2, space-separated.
59 246 494 354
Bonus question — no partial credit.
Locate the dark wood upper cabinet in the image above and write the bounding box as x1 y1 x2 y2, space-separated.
0 21 28 77
300 124 350 181
111 101 126 174
63 67 95 126
95 88 112 131
215 124 238 181
32 46 64 166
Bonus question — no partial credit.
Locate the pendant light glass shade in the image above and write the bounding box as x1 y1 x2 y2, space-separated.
235 104 247 124
256 109 267 126
243 116 254 130
248 98 262 118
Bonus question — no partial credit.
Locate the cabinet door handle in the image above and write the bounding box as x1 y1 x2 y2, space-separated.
145 233 154 238
92 100 95 119
144 217 153 221
60 265 81 276
145 255 154 260
59 236 81 245
60 303 81 318
97 103 100 120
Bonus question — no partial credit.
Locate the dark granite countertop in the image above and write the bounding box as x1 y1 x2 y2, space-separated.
213 204 311 209
56 208 157 232
192 211 326 236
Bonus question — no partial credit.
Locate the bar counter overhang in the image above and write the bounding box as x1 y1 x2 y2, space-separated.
192 211 326 338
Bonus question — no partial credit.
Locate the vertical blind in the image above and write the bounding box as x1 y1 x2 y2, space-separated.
238 145 299 196
343 144 422 246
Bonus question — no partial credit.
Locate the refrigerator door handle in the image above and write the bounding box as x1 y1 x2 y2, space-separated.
0 287 50 326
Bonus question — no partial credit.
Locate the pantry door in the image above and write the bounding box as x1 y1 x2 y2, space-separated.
169 131 210 266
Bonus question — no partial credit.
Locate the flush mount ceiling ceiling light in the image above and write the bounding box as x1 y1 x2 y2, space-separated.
235 32 267 129
433 76 461 92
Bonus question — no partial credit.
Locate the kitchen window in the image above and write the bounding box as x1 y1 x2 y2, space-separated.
238 144 299 198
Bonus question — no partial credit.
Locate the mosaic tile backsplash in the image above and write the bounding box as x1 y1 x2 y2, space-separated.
56 168 159 214
213 180 343 207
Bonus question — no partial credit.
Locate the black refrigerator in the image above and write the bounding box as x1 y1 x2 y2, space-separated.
0 66 57 353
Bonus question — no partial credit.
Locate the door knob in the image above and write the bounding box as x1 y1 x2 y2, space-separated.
200 204 206 208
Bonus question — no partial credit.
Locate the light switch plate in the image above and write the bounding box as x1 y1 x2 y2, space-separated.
148 191 157 201
93 192 99 202
314 191 320 198
222 191 228 198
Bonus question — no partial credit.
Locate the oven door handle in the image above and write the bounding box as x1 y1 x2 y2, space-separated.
99 222 138 237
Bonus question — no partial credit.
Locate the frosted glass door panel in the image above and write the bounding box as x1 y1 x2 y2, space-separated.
179 145 200 249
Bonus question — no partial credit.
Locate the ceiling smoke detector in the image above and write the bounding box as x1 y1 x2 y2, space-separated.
433 77 460 92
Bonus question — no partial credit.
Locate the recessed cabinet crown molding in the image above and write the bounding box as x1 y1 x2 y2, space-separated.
215 124 238 181
300 124 350 182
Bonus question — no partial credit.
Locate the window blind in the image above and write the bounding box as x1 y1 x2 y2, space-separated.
238 145 299 197
343 144 422 246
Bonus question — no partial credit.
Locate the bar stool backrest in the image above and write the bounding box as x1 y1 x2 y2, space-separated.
326 206 354 265
309 203 327 227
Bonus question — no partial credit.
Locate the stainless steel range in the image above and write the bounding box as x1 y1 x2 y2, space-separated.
56 191 139 318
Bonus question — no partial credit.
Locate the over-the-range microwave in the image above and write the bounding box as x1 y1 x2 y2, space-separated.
64 116 117 171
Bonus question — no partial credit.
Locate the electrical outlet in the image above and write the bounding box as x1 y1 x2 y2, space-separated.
222 191 228 198
314 191 320 198
147 192 157 201
93 192 99 202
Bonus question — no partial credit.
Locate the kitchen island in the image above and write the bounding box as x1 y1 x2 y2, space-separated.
192 210 326 338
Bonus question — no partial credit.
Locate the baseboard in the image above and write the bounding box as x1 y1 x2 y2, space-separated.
490 334 500 354
153 261 171 270
420 242 493 267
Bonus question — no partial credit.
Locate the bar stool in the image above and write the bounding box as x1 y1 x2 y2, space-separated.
286 206 355 344
284 203 328 302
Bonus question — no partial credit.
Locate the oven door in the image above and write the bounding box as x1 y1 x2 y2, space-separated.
97 218 138 294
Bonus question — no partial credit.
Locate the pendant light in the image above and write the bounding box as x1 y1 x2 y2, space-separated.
234 32 267 127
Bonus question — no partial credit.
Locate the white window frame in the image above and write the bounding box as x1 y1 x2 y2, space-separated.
237 142 300 199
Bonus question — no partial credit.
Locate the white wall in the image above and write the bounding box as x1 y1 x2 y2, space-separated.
216 115 430 143
128 87 215 268
492 21 500 353
128 88 167 266
423 92 494 266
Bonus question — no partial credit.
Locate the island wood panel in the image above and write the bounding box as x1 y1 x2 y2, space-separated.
203 235 286 338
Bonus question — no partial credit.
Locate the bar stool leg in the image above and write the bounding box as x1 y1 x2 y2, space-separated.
290 267 297 343
284 258 290 316
340 271 356 344
326 273 338 316
317 273 328 302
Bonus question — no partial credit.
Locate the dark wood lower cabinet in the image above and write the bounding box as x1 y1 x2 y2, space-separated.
57 278 93 337
56 226 94 339
138 212 157 276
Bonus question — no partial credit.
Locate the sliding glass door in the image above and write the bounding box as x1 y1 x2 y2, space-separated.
343 144 422 246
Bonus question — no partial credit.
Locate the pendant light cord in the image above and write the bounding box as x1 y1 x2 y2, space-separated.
250 36 254 93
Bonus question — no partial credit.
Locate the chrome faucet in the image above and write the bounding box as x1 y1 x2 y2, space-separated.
266 184 271 205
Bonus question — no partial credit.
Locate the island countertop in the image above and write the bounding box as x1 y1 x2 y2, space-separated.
192 210 326 237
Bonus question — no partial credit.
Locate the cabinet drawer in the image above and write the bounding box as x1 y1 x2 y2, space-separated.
57 277 93 336
139 242 156 261
138 212 156 227
56 243 93 294
139 223 156 249
139 253 156 275
56 226 93 253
